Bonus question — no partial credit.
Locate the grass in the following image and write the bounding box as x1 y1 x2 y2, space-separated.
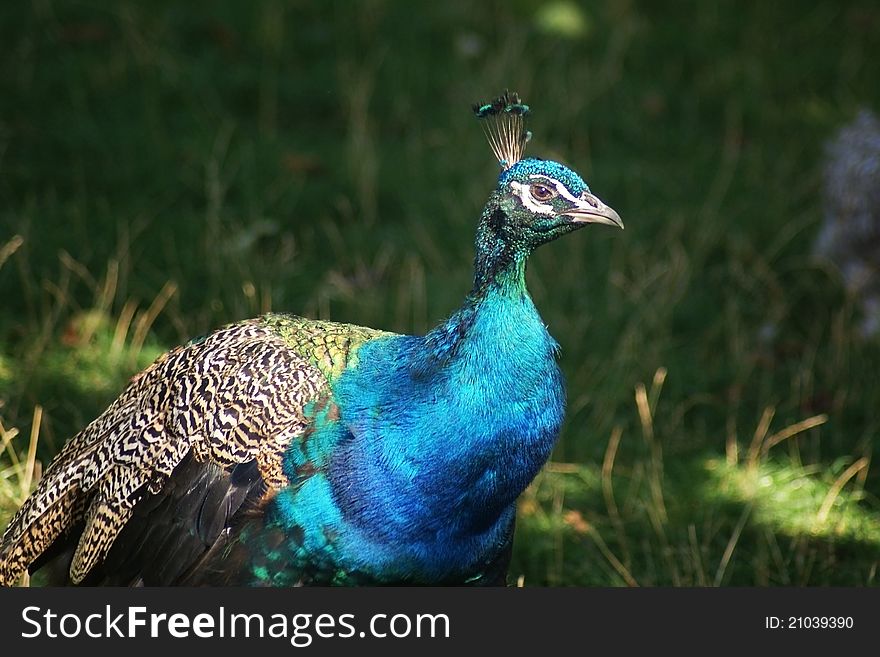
1 0 880 585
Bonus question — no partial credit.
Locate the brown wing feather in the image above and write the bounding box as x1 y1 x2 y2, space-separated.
0 318 329 586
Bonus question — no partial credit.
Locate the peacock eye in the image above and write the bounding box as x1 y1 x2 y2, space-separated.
530 183 556 202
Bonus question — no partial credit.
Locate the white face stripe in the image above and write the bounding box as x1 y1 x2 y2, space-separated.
528 174 583 204
510 180 556 215
510 175 587 215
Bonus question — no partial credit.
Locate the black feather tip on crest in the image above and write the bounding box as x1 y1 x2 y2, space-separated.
472 90 530 119
473 90 531 170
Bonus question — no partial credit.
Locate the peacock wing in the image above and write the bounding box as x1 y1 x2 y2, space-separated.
0 314 388 586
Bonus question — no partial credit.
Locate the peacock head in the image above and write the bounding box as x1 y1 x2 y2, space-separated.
474 91 622 251
494 157 622 245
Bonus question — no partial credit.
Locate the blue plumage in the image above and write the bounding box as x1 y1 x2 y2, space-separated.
275 288 564 583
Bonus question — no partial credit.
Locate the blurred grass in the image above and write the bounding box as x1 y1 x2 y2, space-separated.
1 0 880 585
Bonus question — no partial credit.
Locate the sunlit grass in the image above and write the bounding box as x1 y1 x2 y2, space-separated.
35 310 165 397
706 458 879 544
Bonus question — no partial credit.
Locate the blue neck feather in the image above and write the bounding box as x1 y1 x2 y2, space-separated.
269 201 565 583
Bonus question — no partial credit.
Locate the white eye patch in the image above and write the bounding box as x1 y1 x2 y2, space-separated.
528 175 583 204
510 176 584 215
509 180 556 216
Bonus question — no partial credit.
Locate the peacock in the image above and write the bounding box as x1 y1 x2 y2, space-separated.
0 92 622 586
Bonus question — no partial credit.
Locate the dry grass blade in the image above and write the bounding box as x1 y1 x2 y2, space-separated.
713 503 752 586
725 415 738 465
814 457 870 527
20 405 42 503
0 235 24 270
602 426 632 570
688 524 708 586
111 299 139 359
636 380 667 523
602 426 623 520
0 420 21 468
760 414 828 456
587 523 639 587
649 366 667 411
746 406 775 468
58 249 97 290
129 281 178 365
98 259 119 312
544 462 580 474
635 383 653 443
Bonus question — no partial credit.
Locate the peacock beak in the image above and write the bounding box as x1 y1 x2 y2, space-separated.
561 192 624 229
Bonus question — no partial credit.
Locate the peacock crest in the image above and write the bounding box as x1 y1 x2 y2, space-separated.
473 90 531 170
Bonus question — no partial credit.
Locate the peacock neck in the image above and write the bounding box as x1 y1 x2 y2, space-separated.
418 201 532 365
470 201 529 297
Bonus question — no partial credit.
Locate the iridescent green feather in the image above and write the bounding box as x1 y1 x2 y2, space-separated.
261 313 391 381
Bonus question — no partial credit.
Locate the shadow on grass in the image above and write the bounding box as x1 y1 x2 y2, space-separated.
512 450 880 586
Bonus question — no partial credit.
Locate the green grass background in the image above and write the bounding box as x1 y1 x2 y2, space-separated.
2 0 880 585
